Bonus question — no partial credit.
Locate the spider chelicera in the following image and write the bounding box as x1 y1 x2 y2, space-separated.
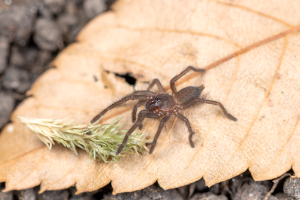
91 66 237 155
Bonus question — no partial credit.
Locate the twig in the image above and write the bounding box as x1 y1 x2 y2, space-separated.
264 173 291 200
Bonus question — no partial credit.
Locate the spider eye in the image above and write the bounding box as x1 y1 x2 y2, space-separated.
155 97 160 102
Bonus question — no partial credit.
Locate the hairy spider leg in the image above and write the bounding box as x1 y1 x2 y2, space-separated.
91 94 153 123
182 98 237 121
132 100 147 129
132 79 166 125
149 115 170 154
131 90 155 95
170 66 205 94
177 113 195 148
147 78 165 92
116 110 159 155
198 99 237 121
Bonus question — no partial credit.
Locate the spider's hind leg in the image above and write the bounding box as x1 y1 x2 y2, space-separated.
197 98 237 121
177 113 195 148
181 98 237 121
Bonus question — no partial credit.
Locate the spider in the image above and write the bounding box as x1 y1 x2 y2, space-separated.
91 66 237 155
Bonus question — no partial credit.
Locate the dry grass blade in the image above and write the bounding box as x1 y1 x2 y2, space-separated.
18 116 149 163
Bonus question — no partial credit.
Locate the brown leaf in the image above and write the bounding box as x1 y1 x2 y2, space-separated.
1 0 300 194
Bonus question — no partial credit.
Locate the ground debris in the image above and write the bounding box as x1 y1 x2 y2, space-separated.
103 185 183 200
284 177 300 200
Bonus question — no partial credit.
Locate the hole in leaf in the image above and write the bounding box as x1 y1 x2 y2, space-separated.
115 72 136 86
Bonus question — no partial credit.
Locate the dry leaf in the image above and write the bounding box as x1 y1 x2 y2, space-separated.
1 0 300 194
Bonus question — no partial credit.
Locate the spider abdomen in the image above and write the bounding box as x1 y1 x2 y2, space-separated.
175 85 204 104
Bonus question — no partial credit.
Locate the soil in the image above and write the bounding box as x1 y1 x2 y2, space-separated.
0 0 298 199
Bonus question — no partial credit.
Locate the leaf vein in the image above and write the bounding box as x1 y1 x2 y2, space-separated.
210 0 292 27
207 36 288 186
256 115 300 178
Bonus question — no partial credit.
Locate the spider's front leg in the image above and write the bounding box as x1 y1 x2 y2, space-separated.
116 110 159 155
132 100 147 125
91 94 151 124
149 115 170 154
177 113 195 148
147 78 165 92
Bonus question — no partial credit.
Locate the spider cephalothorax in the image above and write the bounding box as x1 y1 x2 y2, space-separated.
91 66 237 155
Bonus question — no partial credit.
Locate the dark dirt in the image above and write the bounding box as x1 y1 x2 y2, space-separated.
0 0 298 199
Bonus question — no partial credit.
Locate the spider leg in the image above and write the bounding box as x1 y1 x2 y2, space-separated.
131 90 154 96
147 79 165 92
149 115 170 154
91 94 153 123
180 98 237 121
170 66 205 94
177 113 195 148
196 98 237 121
132 100 147 130
116 110 159 155
181 99 198 110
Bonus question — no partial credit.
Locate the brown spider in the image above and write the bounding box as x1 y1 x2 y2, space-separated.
91 66 237 155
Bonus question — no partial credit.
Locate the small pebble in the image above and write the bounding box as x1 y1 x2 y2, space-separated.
38 190 69 200
34 18 63 51
83 0 106 19
284 177 300 199
43 0 66 15
233 180 270 200
0 37 9 73
3 66 31 93
0 190 13 200
190 192 227 200
275 193 289 200
18 188 36 200
103 185 183 200
10 45 25 67
0 92 15 129
0 4 35 43
69 193 95 200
